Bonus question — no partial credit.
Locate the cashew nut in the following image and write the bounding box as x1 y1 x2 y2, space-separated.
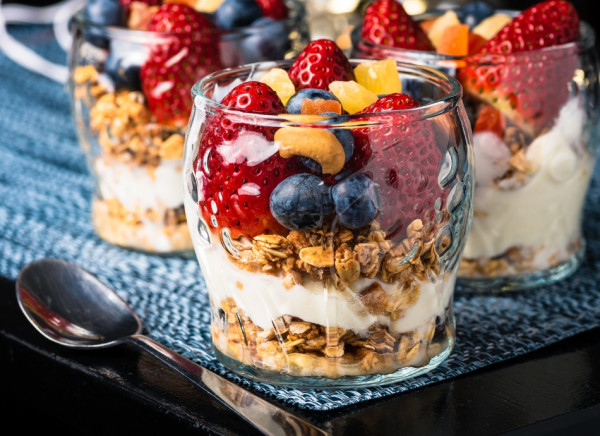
275 127 346 175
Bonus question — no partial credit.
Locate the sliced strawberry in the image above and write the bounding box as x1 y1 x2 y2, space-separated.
195 81 303 239
140 3 222 127
347 93 444 239
288 39 355 90
361 0 435 51
459 0 580 136
255 0 288 20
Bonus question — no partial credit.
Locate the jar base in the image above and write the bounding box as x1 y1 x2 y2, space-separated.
456 243 585 293
212 335 455 389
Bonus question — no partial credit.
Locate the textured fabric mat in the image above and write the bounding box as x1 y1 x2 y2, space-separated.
1 24 600 412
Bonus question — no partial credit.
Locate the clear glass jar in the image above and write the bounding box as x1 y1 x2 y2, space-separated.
68 1 308 254
183 60 474 387
354 15 600 292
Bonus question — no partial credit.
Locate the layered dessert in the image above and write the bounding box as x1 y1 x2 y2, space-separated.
353 0 598 288
184 40 473 384
69 0 304 253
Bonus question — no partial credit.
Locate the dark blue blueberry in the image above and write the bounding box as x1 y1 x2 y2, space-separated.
270 174 334 230
285 88 341 114
84 0 124 48
456 1 494 29
332 174 381 229
84 0 124 26
105 40 147 90
215 0 263 30
301 112 354 174
240 18 291 63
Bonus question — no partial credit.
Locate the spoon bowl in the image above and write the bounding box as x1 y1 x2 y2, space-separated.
16 258 325 436
17 258 142 348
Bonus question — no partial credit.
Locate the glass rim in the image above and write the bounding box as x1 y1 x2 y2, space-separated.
71 0 305 42
355 11 595 62
191 59 464 126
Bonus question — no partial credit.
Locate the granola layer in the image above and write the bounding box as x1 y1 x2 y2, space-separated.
212 297 452 378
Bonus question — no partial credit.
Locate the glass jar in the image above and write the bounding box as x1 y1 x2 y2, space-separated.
354 14 600 292
68 1 307 254
183 60 474 387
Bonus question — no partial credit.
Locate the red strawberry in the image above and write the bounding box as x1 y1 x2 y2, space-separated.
140 3 222 127
361 0 434 51
350 93 444 239
288 39 355 90
255 0 288 20
459 0 580 136
195 81 303 239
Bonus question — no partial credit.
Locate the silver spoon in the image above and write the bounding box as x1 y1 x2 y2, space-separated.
16 258 326 436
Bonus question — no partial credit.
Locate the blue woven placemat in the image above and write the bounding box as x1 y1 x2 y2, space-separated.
1 24 600 412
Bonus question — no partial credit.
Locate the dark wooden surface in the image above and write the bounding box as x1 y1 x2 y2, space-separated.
1 274 600 435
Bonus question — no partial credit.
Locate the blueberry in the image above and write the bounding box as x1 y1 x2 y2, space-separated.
286 88 341 114
215 0 263 30
301 112 354 174
270 174 334 230
105 40 148 90
456 1 494 29
84 0 124 48
240 18 291 63
84 0 124 26
332 174 381 229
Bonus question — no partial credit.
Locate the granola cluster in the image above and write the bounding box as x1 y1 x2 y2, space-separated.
72 65 193 253
212 218 452 377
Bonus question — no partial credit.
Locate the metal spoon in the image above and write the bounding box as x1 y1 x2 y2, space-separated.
15 258 326 436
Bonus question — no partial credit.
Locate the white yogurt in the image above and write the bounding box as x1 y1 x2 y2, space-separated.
464 98 594 261
195 243 454 334
95 157 184 212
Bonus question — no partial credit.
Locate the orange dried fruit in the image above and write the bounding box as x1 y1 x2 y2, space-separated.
437 23 469 56
301 98 342 115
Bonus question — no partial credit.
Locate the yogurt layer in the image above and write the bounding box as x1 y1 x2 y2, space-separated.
464 98 594 261
95 156 184 212
196 243 454 335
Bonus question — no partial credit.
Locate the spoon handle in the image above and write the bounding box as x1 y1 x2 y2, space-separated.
127 334 327 436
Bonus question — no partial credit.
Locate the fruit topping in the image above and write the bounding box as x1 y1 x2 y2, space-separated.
455 1 494 29
270 174 334 230
288 39 355 90
471 13 512 40
255 0 289 20
459 0 580 135
196 81 302 238
260 67 296 106
353 58 402 95
332 174 381 229
285 88 341 114
328 80 378 114
240 17 291 64
427 10 461 50
361 0 434 50
215 0 263 30
352 93 444 238
140 3 221 126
